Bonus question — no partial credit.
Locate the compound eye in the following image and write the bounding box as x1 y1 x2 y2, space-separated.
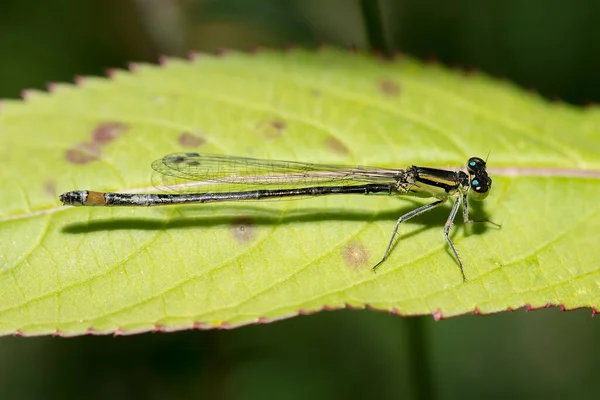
467 157 485 173
470 177 490 200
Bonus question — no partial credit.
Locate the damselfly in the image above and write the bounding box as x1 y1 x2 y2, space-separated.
60 152 498 280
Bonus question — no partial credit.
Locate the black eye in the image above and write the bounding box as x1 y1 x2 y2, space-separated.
467 157 485 173
472 179 486 192
470 176 491 200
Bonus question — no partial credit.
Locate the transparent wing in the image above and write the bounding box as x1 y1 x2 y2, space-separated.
151 152 404 194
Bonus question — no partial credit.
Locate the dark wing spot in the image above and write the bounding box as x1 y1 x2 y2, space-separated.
167 156 186 164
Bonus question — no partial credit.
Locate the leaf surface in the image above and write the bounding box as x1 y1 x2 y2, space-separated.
0 48 599 336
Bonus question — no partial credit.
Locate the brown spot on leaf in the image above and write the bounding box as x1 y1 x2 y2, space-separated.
65 143 101 165
271 120 285 131
64 122 126 165
325 137 349 155
44 180 56 196
258 119 286 139
379 79 400 96
231 217 255 242
21 90 32 100
342 241 368 269
179 132 206 148
91 122 128 146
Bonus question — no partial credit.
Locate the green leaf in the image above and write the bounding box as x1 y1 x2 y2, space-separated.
0 48 599 336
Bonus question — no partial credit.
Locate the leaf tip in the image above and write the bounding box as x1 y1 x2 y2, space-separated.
368 48 396 62
20 89 33 101
113 328 125 336
525 302 556 311
365 304 395 314
210 320 228 329
74 75 87 85
425 54 439 66
215 47 230 57
46 82 59 93
125 63 139 74
192 322 203 330
283 42 299 53
249 44 265 54
344 303 365 311
449 62 477 77
105 67 119 79
159 54 179 66
315 41 327 52
432 309 444 321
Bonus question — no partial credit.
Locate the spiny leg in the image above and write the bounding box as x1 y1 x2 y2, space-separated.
372 199 446 272
444 196 466 280
462 194 501 227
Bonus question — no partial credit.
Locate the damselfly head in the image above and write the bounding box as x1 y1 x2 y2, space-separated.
466 157 491 200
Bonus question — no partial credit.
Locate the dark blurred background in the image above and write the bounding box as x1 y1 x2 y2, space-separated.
1 1 598 399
